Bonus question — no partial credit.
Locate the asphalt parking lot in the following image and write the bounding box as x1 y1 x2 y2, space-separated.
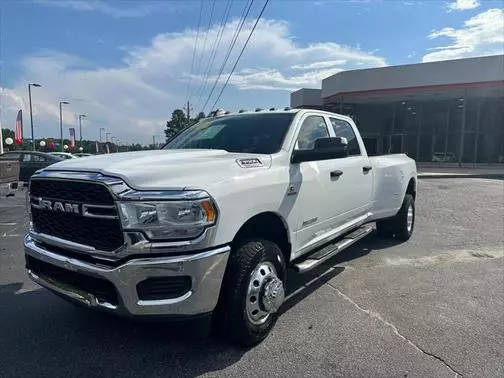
0 178 503 377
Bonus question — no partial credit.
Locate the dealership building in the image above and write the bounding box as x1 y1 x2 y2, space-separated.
290 55 504 164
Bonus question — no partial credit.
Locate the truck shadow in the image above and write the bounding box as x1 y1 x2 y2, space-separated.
0 232 398 377
0 282 245 377
282 231 401 314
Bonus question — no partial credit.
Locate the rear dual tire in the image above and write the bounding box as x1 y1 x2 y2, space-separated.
376 194 415 241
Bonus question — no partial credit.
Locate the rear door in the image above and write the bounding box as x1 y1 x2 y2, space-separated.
327 116 373 219
21 153 48 181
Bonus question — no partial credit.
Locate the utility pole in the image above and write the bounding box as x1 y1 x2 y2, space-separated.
184 101 193 121
59 101 70 152
0 119 3 154
152 135 156 149
78 114 86 147
28 83 42 150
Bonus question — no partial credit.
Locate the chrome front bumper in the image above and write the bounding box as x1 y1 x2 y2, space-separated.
24 234 230 317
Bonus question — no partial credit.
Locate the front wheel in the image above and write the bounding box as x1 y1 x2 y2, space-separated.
376 194 415 241
213 239 286 346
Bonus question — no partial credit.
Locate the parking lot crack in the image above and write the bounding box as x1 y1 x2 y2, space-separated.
325 283 463 377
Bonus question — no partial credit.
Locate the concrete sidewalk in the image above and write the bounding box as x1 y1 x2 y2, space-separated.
417 166 504 179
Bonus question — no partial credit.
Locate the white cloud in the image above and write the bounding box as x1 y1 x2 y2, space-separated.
2 19 385 144
225 67 345 91
34 0 187 18
422 8 504 62
447 0 480 12
291 60 347 70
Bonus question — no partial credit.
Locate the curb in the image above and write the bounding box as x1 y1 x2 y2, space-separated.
418 173 504 179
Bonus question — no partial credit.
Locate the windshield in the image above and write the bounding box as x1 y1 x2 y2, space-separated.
164 113 296 154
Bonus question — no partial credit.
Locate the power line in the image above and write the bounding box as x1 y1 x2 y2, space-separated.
185 0 204 104
210 0 270 112
188 0 216 105
200 0 254 114
194 0 234 110
200 0 252 114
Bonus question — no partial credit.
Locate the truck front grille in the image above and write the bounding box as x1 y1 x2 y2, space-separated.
30 179 124 252
30 179 115 205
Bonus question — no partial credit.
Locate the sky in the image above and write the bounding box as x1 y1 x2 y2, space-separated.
0 0 503 145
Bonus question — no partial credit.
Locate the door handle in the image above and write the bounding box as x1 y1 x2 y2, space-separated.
330 170 343 178
363 166 372 172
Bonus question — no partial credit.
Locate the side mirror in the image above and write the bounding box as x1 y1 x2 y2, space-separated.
292 137 348 164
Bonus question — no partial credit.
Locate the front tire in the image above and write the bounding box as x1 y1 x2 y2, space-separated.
214 239 286 346
376 194 415 241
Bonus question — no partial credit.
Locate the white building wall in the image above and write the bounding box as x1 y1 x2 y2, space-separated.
290 88 322 108
321 55 504 99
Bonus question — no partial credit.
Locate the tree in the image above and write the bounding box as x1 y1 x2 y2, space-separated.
164 109 207 142
165 109 188 140
1 128 18 150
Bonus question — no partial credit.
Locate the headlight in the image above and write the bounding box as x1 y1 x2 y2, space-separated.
118 199 217 240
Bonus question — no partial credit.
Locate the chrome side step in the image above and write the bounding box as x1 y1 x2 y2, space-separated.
293 225 374 273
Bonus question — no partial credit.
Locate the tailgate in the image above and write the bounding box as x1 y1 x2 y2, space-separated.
0 160 20 184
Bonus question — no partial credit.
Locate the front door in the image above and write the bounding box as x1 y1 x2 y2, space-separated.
291 114 344 255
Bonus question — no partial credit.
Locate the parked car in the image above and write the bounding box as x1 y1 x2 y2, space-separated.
73 153 93 158
0 159 20 196
24 109 417 346
432 151 456 162
49 152 78 160
0 151 62 182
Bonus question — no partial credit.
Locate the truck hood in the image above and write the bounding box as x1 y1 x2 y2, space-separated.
43 149 271 191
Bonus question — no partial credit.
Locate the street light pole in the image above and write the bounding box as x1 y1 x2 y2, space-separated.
59 101 70 152
78 114 86 147
28 83 42 151
100 128 105 143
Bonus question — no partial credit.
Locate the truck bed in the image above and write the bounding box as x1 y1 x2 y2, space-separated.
0 160 19 185
369 154 417 221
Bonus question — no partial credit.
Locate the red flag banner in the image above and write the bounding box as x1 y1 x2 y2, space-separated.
69 128 76 148
14 110 23 145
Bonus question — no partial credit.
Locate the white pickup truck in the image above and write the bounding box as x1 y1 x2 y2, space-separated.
24 109 416 345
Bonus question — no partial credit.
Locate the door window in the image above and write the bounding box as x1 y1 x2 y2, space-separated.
30 154 46 162
0 152 21 160
329 118 361 155
296 115 330 150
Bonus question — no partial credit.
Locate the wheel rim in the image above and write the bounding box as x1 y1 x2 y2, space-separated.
246 261 285 325
406 204 414 233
